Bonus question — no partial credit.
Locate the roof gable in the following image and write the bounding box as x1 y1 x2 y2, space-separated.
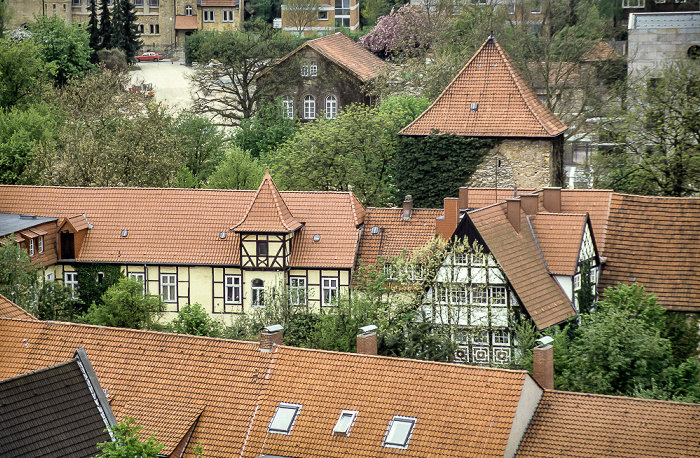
529 213 588 276
232 171 303 233
400 37 567 138
0 294 37 320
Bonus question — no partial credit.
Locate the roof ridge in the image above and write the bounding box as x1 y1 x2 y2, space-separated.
545 388 700 407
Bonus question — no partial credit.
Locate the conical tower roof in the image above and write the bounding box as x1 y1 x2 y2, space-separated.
232 171 303 233
400 37 567 138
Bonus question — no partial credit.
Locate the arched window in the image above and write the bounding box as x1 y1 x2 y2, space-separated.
304 95 315 119
325 95 337 119
282 96 294 119
310 61 318 77
185 4 193 15
252 279 264 307
301 64 309 77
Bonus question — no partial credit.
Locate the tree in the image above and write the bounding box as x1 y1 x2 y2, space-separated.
188 28 300 125
284 0 323 35
27 16 94 86
595 61 700 196
172 112 227 187
206 146 266 189
81 277 166 330
0 236 38 309
88 0 100 54
233 99 299 158
98 0 114 50
112 0 142 63
170 303 225 337
0 38 52 109
96 417 163 458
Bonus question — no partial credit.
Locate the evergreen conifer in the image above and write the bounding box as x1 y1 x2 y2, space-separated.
115 0 143 63
98 0 113 49
87 0 101 54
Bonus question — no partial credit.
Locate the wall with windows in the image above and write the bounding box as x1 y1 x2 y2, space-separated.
280 0 359 34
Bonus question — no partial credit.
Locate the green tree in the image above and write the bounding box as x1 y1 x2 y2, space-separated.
187 28 300 125
27 15 94 87
88 0 100 55
172 112 227 187
0 236 38 309
96 417 163 458
206 146 266 189
284 0 322 35
170 303 224 337
74 264 124 313
81 277 166 330
233 99 299 158
34 280 84 322
0 38 52 109
98 0 114 50
112 0 142 63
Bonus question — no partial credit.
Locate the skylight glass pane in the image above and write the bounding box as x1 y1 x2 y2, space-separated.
268 403 301 434
384 416 416 448
333 410 358 434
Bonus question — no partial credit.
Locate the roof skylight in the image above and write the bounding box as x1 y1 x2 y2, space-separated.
268 403 302 435
383 416 416 449
332 410 358 435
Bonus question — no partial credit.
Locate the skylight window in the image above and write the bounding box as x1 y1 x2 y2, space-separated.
333 410 358 435
268 403 302 435
383 416 416 449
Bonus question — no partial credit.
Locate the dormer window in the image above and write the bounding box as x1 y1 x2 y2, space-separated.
268 402 302 434
333 410 358 435
383 416 416 448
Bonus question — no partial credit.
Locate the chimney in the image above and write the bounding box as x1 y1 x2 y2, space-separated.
458 187 469 210
520 193 539 215
506 198 521 233
402 195 413 221
357 324 378 355
542 187 562 213
533 337 554 389
260 324 284 352
436 197 459 240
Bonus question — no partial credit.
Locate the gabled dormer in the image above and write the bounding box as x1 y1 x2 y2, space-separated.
58 214 92 260
231 172 303 269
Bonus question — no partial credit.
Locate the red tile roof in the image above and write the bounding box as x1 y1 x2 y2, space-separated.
232 171 303 233
400 37 567 138
516 390 700 457
0 184 363 269
467 203 576 329
175 15 198 30
529 213 588 276
0 294 36 320
0 318 533 458
581 40 621 62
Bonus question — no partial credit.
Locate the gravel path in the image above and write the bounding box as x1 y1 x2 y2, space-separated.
129 60 195 111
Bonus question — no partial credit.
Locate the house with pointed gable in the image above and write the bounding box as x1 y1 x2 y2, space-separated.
0 173 365 320
400 37 568 193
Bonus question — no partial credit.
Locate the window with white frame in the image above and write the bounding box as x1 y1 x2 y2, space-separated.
333 410 358 435
493 329 510 345
203 10 214 21
225 275 242 304
268 403 302 434
471 288 488 305
310 61 318 76
160 273 177 302
252 278 264 307
472 330 488 345
289 277 306 306
383 416 416 449
490 286 507 306
282 96 294 119
301 64 309 77
304 95 315 119
622 0 644 7
322 277 338 306
46 272 54 282
452 252 468 265
507 2 515 13
38 235 44 253
223 10 235 21
29 239 35 256
129 272 145 283
573 273 581 291
64 272 78 298
185 4 193 15
325 95 337 119
134 0 144 5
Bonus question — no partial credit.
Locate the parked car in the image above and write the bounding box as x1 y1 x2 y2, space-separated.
136 52 163 62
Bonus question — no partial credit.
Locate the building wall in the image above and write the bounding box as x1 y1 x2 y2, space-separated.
280 0 359 34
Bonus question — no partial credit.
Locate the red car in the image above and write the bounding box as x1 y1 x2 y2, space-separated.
135 52 163 62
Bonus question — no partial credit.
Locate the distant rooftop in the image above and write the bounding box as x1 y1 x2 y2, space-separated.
0 213 57 237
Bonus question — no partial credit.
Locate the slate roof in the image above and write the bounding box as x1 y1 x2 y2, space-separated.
516 390 700 457
529 213 588 276
0 213 57 237
465 203 576 329
264 32 387 82
232 171 303 233
0 349 115 458
0 183 364 269
0 294 36 320
0 318 534 458
400 37 567 138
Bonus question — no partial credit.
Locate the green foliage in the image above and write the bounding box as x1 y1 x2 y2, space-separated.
206 146 265 190
0 236 37 309
34 279 84 321
98 0 114 50
111 0 143 63
0 38 52 109
379 308 455 362
394 134 495 207
234 99 299 158
88 0 100 54
74 264 123 313
172 112 227 187
377 94 431 128
81 277 166 330
96 417 163 458
576 262 595 314
27 16 94 87
170 303 225 337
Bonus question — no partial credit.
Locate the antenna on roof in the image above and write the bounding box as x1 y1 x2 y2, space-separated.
489 30 495 40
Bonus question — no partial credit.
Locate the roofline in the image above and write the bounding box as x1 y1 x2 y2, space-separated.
543 388 700 407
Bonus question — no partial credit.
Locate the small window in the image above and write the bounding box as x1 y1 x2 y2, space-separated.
493 329 510 345
370 226 379 235
310 61 318 77
452 252 468 265
134 0 144 6
325 95 337 119
160 273 177 302
225 275 242 304
46 272 55 282
301 64 309 77
149 23 160 34
689 45 700 60
149 0 159 6
72 0 81 6
471 289 488 305
64 272 79 298
138 24 145 33
507 2 515 13
282 96 294 119
38 235 44 253
29 239 35 257
185 4 193 15
252 278 264 307
573 273 581 291
97 271 104 283
490 286 507 306
304 95 315 119
257 240 268 257
203 10 214 22
333 410 358 435
383 416 416 449
290 277 306 306
223 10 235 22
318 10 328 20
129 272 145 283
268 403 302 434
322 277 338 306
622 0 644 7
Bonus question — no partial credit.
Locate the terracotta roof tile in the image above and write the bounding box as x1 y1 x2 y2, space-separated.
400 38 567 138
0 185 362 269
0 318 532 458
0 294 37 320
175 15 198 30
516 390 700 457
232 171 303 233
581 40 621 62
529 213 587 275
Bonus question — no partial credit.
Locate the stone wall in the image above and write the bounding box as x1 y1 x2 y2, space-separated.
468 138 561 189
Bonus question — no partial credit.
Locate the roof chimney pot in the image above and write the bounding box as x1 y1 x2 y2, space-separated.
436 198 459 240
506 198 521 233
543 187 562 213
533 342 554 389
520 194 539 215
458 187 469 210
402 195 413 221
357 325 378 356
260 324 284 352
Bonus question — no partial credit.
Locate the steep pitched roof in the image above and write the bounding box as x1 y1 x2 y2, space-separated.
0 184 363 269
465 203 576 329
516 390 700 457
0 318 536 458
400 37 567 138
529 213 588 276
0 294 37 320
232 171 303 233
0 349 115 458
